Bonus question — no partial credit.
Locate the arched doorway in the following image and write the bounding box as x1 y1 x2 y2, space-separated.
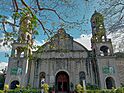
106 77 115 89
55 71 69 93
10 80 19 89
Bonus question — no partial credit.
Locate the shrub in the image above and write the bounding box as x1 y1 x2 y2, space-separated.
0 90 3 93
115 87 124 93
4 84 9 93
5 86 124 93
43 83 49 93
49 86 52 93
75 84 84 93
86 83 99 90
7 88 41 93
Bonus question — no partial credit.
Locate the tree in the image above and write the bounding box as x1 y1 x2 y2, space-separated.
0 0 86 49
99 0 124 33
97 0 124 52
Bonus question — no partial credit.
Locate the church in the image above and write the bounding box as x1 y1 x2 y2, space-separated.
5 11 124 92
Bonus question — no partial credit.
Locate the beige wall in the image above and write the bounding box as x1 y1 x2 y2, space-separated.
97 56 121 88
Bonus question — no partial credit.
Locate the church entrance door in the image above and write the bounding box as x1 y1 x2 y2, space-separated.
10 80 19 89
56 71 69 93
106 77 115 89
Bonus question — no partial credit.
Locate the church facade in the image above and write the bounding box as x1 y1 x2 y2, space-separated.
5 11 124 92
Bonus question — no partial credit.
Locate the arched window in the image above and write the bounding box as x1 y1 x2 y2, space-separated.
79 71 86 80
39 72 46 88
27 35 30 40
79 71 85 85
27 35 30 43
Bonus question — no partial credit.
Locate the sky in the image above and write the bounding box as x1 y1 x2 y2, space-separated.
0 0 103 63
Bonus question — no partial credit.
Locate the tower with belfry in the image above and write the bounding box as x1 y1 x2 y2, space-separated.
5 14 33 88
90 11 120 89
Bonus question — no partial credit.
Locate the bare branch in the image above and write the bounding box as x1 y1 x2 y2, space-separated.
36 0 61 19
21 0 34 16
37 19 51 38
20 0 51 36
36 0 82 25
0 21 19 27
2 22 7 33
12 0 19 12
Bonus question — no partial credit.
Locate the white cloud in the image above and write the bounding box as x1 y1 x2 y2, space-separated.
74 34 92 50
0 33 11 52
33 40 45 51
74 31 124 52
0 40 11 52
0 46 10 52
33 40 45 46
0 39 44 52
107 29 124 53
0 62 8 73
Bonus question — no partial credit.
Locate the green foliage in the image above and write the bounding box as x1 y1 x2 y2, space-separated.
75 87 124 93
2 7 39 46
48 86 53 93
74 83 124 93
0 74 5 90
0 90 3 93
12 12 20 19
75 84 84 93
4 87 124 93
0 75 5 84
43 83 49 93
33 30 39 35
86 83 100 90
7 88 41 93
86 89 111 93
116 87 124 93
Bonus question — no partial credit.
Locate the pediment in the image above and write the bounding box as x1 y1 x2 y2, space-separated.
37 28 88 52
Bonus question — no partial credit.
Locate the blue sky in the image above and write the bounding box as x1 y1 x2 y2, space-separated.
0 0 102 62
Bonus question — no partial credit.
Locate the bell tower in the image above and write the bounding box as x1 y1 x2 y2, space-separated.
5 14 33 88
11 14 33 58
90 11 120 89
18 14 33 44
91 11 113 56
